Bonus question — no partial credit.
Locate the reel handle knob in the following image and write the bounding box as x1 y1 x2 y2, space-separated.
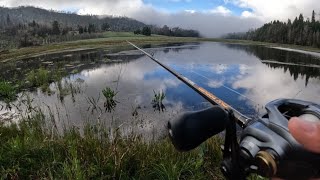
255 151 277 177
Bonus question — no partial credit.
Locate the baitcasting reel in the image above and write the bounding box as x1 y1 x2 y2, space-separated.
168 99 320 180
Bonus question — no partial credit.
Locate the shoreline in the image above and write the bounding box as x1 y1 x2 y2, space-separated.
2 34 320 63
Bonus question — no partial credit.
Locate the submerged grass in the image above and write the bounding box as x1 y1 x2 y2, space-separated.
102 87 118 113
0 111 225 179
152 90 166 112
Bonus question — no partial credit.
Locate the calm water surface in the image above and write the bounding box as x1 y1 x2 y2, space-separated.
1 42 320 138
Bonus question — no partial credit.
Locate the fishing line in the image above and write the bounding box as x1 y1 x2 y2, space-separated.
128 41 251 127
188 69 259 106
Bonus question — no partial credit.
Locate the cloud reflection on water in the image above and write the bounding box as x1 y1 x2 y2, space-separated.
1 42 320 139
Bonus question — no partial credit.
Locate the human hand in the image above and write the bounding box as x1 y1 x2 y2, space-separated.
288 117 320 153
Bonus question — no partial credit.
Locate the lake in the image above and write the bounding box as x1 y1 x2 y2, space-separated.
1 42 320 139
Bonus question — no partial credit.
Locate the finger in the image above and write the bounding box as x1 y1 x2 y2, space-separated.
288 117 320 153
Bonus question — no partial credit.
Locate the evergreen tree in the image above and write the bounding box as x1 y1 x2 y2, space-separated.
225 10 320 48
88 24 95 34
78 26 84 34
52 20 60 35
142 26 151 36
101 22 110 31
6 14 11 26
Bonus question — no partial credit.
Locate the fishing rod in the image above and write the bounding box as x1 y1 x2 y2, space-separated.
128 41 320 180
127 41 251 128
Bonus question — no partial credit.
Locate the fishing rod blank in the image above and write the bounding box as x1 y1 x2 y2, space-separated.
127 41 251 128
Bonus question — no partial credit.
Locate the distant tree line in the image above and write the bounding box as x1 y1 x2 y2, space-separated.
224 11 320 47
133 25 200 37
0 6 145 32
154 25 200 37
1 17 103 48
0 6 200 50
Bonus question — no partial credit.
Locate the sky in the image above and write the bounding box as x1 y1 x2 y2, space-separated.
1 0 320 37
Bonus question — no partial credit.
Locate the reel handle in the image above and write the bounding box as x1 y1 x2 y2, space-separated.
168 106 229 151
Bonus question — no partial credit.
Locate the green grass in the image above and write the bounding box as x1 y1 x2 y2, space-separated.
152 90 166 112
24 67 67 93
0 34 198 63
102 87 118 113
0 80 16 103
103 31 144 38
26 67 50 87
0 111 225 179
2 31 320 63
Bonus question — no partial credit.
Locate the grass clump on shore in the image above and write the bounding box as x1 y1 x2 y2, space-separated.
0 80 16 103
26 67 51 88
25 67 67 93
0 111 224 179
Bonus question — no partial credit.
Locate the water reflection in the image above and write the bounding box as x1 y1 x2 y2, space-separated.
222 44 320 86
0 42 320 139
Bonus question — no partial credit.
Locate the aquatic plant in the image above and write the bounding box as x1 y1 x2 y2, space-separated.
86 95 103 114
152 90 166 112
131 105 141 117
71 69 79 74
26 67 50 87
102 87 118 113
56 79 83 103
0 80 17 104
25 67 68 94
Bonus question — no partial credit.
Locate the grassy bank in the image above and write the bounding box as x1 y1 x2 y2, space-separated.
0 32 320 62
0 32 198 63
0 111 224 179
2 32 320 63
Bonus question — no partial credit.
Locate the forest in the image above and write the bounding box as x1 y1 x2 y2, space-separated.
0 6 199 50
225 11 320 47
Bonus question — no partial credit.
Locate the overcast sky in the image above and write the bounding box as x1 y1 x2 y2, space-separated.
1 0 320 37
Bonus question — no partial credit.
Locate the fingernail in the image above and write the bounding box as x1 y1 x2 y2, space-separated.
295 119 317 136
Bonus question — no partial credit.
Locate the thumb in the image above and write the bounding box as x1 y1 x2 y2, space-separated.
288 117 320 153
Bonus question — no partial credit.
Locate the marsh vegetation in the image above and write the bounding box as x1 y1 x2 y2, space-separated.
1 40 319 179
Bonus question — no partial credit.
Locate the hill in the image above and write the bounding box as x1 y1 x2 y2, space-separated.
0 6 146 32
0 6 199 49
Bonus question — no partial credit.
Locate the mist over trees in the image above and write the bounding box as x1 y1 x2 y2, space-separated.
133 25 200 37
0 6 145 31
0 6 200 50
152 25 200 37
225 11 320 47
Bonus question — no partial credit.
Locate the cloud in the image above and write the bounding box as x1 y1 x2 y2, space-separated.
230 0 320 21
0 0 146 16
232 64 320 107
168 0 192 2
133 11 263 37
210 64 229 74
208 80 224 88
0 0 265 37
210 6 232 16
241 11 254 18
185 9 196 14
